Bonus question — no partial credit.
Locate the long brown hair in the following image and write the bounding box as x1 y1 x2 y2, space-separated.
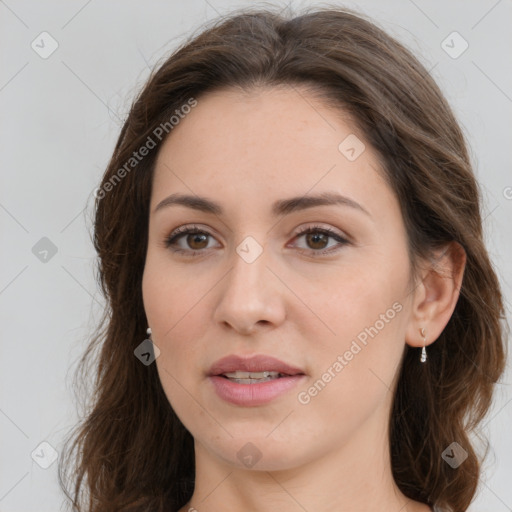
58 6 508 512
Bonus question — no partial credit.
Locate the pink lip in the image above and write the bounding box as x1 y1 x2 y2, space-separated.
209 375 306 406
208 354 305 376
207 354 306 407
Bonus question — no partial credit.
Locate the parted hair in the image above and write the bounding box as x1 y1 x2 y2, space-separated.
59 6 508 512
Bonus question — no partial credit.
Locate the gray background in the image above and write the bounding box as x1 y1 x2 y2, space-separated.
1 1 511 510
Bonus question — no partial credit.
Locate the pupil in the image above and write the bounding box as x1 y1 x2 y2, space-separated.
307 233 327 249
188 233 208 249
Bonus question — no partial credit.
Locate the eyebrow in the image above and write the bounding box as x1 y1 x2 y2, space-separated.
153 191 371 218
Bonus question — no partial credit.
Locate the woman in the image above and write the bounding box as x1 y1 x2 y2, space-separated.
59 6 508 512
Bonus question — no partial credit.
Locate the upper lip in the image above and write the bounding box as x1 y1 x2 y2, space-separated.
208 354 305 377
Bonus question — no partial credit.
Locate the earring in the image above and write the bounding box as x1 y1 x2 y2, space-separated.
145 327 152 340
420 327 427 363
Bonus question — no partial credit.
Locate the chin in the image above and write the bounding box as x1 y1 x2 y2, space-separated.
204 434 310 472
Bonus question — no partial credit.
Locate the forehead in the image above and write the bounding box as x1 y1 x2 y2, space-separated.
151 85 394 221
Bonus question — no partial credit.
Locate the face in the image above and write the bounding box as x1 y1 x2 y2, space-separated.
142 86 417 471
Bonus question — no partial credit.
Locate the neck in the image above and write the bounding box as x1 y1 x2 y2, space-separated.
180 415 430 512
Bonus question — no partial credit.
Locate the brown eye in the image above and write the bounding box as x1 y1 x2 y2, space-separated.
292 225 350 256
164 226 219 256
304 232 329 250
186 233 209 250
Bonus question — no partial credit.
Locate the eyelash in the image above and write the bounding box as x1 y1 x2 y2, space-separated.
163 224 350 258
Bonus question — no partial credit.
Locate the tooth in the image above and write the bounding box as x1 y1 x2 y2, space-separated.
224 371 250 378
223 371 281 379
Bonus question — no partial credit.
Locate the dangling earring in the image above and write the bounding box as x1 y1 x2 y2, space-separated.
135 326 160 365
420 327 427 363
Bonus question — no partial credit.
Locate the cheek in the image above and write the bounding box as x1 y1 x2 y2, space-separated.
142 262 207 426
142 255 214 398
142 252 207 342
301 254 408 346
295 291 407 444
300 250 410 400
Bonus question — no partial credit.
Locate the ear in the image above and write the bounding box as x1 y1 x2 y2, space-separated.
405 241 466 348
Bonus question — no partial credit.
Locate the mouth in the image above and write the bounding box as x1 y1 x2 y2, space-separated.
208 354 306 379
207 354 306 406
218 370 297 384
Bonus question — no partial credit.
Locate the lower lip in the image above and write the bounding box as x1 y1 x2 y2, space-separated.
209 375 306 406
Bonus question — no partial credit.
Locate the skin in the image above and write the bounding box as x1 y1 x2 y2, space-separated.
142 85 465 512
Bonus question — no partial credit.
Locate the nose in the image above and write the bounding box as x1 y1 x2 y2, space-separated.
212 243 286 335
